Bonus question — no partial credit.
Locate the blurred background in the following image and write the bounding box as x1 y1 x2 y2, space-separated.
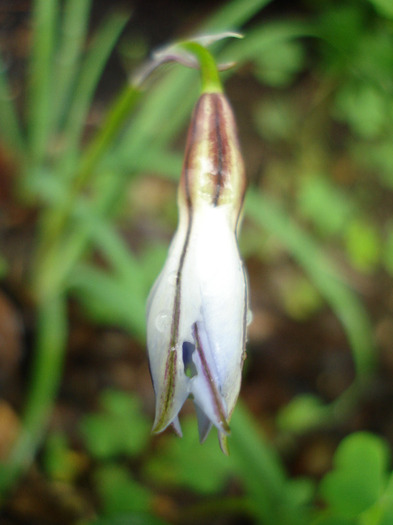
1 0 393 524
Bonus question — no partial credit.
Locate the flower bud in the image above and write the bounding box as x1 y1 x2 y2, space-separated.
179 92 246 224
146 90 248 453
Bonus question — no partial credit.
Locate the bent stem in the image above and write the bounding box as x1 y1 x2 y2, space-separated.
180 42 223 93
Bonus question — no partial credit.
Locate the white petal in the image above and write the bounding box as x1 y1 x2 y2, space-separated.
190 321 230 435
186 204 248 418
194 404 213 443
146 218 192 432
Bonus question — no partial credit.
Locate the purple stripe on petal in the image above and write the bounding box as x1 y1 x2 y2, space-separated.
193 323 230 435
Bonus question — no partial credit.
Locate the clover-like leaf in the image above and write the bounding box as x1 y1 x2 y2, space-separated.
94 464 152 516
319 432 390 518
144 416 236 494
80 390 151 459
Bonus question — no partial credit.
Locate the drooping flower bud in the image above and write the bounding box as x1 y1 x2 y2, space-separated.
146 45 248 453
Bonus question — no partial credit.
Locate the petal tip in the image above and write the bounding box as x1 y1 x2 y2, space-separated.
218 432 230 456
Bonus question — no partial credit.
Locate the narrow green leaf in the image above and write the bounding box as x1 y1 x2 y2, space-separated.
231 402 312 525
27 0 59 165
0 55 25 153
203 0 273 31
52 0 92 130
246 189 376 380
75 82 142 190
220 21 314 64
0 295 67 493
60 11 129 170
68 263 146 338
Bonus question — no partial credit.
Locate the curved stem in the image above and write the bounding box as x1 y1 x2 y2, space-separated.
180 42 223 93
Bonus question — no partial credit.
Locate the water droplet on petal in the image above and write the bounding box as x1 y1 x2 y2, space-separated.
167 271 178 287
155 311 170 333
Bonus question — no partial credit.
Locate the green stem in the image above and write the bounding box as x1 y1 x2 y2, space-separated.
0 296 67 496
180 42 223 93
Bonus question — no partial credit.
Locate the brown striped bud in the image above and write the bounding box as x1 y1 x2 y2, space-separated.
179 93 246 228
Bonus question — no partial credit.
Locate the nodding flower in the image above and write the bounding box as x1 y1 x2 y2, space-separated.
146 90 248 453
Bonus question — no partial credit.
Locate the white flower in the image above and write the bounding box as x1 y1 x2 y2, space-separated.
146 93 248 453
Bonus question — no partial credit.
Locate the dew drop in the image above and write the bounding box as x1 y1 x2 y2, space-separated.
167 271 178 287
155 311 170 333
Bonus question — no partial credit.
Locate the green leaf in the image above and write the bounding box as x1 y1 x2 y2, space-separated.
317 5 364 63
297 175 354 237
0 296 68 493
0 55 25 153
345 219 381 273
367 0 393 19
69 264 146 337
383 223 393 276
319 432 390 518
254 39 305 87
144 416 236 494
80 390 150 460
334 83 387 139
52 0 92 130
95 464 152 515
27 0 59 165
254 97 298 143
246 189 375 381
230 402 313 525
312 516 355 525
91 514 169 525
202 0 273 32
43 432 82 482
60 10 129 169
278 273 323 320
221 20 312 68
378 473 393 525
277 395 331 433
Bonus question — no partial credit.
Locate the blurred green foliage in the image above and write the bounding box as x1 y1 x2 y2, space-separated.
81 390 151 460
0 0 392 523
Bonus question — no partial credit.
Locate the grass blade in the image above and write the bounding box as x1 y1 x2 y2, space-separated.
68 264 146 337
203 0 273 31
27 0 59 165
52 0 92 130
0 295 67 495
0 55 25 154
60 11 129 172
231 402 312 525
245 189 376 380
220 20 314 63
